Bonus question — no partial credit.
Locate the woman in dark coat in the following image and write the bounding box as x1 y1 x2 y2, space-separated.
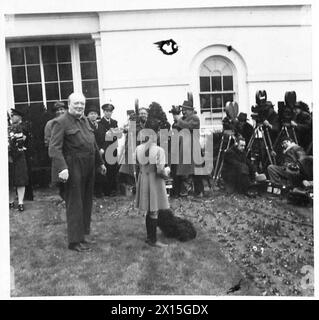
8 109 29 211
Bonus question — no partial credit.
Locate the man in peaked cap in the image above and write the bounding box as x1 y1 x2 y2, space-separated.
96 103 120 196
11 108 25 118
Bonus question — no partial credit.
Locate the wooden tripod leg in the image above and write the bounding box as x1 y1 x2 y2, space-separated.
265 127 276 164
216 135 232 181
246 127 258 157
213 135 225 180
261 127 273 165
292 127 298 145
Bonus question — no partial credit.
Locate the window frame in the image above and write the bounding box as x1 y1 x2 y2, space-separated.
6 39 99 110
199 56 238 130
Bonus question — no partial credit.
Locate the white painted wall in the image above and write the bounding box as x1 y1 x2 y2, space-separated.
4 3 312 129
97 6 311 126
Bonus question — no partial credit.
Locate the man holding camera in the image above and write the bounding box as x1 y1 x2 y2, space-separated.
261 101 280 143
222 136 259 196
291 102 312 151
267 137 306 188
174 101 204 197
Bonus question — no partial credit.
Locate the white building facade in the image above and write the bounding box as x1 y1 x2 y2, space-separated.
4 0 312 132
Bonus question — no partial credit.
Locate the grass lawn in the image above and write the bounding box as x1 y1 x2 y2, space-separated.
10 188 313 297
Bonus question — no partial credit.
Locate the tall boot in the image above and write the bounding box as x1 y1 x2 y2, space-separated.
145 214 153 243
145 216 167 248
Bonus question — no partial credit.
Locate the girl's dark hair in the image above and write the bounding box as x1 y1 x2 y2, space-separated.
147 102 171 131
145 118 161 133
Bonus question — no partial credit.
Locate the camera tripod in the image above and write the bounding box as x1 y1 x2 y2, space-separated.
273 124 298 150
246 124 276 167
212 130 236 184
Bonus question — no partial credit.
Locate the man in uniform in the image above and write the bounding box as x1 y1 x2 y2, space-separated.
96 103 120 196
49 92 106 252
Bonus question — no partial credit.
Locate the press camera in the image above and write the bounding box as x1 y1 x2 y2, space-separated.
277 91 296 126
251 90 273 124
169 105 182 115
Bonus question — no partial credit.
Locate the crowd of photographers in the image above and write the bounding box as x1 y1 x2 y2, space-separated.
220 90 313 202
8 89 313 211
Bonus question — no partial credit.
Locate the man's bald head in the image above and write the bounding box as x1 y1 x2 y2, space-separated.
68 92 86 105
68 92 86 118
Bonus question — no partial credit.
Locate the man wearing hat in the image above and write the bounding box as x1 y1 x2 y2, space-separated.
85 104 104 197
267 137 306 188
174 100 204 197
290 101 312 150
44 101 67 147
44 101 68 200
96 103 120 196
222 136 262 196
236 112 254 145
261 101 280 143
85 104 100 134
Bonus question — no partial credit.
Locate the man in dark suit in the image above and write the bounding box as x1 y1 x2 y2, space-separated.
96 103 121 196
267 137 306 188
222 136 257 195
236 112 254 146
49 92 106 252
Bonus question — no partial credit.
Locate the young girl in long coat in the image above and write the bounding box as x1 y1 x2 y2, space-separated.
135 119 169 247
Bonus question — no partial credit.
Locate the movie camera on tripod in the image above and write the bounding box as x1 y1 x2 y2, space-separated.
274 91 303 148
246 90 276 166
212 101 238 184
250 90 272 124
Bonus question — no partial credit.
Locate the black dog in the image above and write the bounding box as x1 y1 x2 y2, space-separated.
157 209 197 242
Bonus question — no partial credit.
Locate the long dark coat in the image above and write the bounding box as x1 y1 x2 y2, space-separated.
174 113 200 176
8 123 29 187
96 117 119 159
222 145 255 192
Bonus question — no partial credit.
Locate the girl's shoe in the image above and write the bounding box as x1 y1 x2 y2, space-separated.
18 204 24 212
9 202 15 209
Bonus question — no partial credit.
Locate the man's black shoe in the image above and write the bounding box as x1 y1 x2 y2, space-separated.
68 243 92 252
81 238 97 245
